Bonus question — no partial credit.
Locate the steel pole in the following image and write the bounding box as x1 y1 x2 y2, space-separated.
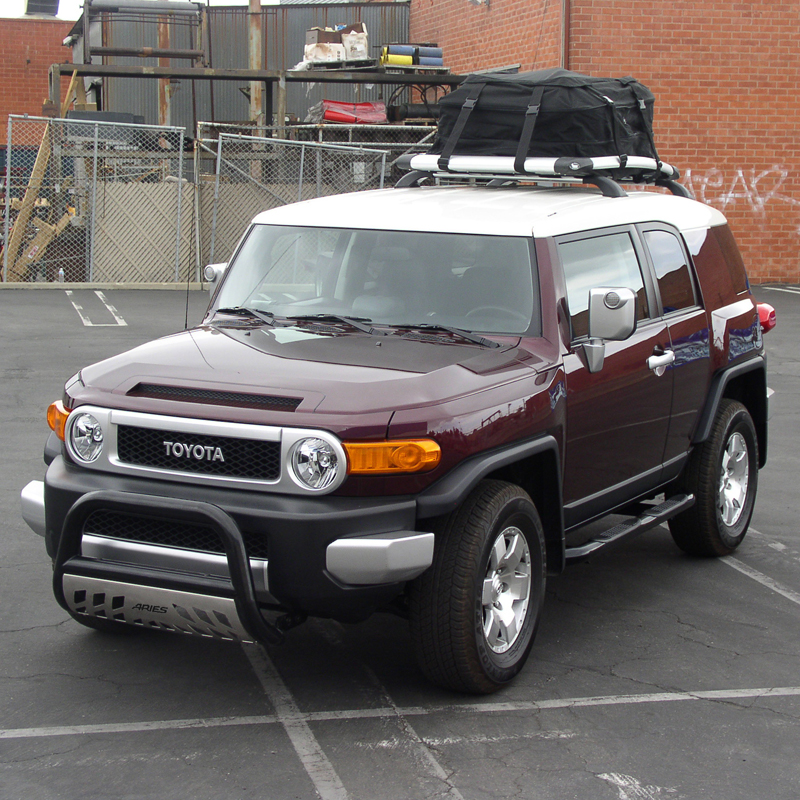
3 116 12 282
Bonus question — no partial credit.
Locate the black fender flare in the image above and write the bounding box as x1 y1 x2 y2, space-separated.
692 355 767 467
416 435 565 572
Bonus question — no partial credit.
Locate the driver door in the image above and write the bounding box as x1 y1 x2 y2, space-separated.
558 227 673 528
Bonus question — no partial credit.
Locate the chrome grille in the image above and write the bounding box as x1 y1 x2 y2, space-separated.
117 425 281 480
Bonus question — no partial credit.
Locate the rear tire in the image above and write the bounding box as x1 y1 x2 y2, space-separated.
409 480 546 694
669 399 758 556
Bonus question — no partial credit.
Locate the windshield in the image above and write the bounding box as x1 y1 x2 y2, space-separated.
214 225 538 335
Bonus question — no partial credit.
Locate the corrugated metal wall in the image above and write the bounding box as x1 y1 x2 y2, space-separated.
97 2 410 134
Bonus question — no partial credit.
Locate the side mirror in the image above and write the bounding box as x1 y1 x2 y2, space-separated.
203 263 228 293
583 288 637 373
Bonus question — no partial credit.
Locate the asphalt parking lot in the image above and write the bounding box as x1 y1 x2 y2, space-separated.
1 284 798 800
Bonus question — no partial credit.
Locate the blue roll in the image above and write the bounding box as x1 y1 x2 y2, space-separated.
386 44 416 57
417 46 443 59
419 57 444 67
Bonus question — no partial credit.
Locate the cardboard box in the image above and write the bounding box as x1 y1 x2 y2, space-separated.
342 23 369 61
304 42 347 63
306 27 341 46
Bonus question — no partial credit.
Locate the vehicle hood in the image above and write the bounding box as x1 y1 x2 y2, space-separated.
77 323 547 416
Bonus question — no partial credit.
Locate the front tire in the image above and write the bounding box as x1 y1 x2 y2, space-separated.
409 480 546 694
670 399 758 556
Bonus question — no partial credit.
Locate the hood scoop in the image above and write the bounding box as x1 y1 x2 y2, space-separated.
127 383 301 412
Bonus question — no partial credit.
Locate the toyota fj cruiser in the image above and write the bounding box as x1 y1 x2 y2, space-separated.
21 164 774 694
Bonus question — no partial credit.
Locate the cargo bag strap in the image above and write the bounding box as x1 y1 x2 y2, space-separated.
587 86 627 168
437 81 485 171
513 85 546 173
626 79 662 169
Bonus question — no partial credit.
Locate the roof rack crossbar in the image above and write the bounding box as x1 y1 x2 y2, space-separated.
582 175 626 198
395 170 435 188
656 179 692 198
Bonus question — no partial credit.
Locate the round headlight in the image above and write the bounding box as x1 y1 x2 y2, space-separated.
69 412 104 463
290 437 341 490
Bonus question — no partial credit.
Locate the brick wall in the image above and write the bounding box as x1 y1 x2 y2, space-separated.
0 17 73 146
409 0 799 283
410 0 562 74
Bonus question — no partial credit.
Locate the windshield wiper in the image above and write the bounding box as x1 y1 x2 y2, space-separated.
285 313 387 336
214 307 276 326
393 323 502 349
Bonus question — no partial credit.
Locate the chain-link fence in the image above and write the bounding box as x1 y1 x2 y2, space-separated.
196 133 389 266
2 115 188 283
197 121 436 189
2 118 437 285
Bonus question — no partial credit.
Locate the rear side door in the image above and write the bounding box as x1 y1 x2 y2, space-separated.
558 226 673 527
638 224 710 470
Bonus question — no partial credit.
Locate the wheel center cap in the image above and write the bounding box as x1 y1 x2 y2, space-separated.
491 572 503 603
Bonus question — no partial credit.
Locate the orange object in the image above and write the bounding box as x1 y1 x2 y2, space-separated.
47 400 70 441
344 439 441 474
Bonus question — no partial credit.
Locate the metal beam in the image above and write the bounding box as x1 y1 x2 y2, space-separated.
49 63 464 88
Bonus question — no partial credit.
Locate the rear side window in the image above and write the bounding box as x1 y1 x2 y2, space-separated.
713 224 749 295
558 231 649 339
643 229 697 314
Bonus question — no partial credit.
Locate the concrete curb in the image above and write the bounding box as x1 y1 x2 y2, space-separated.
0 283 207 290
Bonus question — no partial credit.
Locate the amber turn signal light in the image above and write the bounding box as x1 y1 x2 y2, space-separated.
47 400 71 441
344 439 441 475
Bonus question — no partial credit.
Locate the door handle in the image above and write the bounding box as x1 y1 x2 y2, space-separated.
647 349 675 375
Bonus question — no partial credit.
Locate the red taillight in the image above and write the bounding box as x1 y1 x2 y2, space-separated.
758 303 776 334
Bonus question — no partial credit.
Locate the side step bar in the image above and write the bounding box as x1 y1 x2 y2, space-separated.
565 494 695 565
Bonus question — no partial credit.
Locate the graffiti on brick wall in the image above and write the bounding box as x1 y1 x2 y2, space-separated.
684 166 800 231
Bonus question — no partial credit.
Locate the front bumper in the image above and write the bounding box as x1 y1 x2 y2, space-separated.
23 457 434 641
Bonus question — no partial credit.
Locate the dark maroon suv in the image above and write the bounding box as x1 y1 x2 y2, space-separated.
22 175 774 693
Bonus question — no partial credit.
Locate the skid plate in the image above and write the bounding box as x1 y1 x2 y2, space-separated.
62 574 253 642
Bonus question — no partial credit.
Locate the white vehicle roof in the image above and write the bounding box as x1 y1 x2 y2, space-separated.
252 184 727 239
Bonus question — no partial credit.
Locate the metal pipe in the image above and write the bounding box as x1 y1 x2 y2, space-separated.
297 143 305 202
3 115 11 282
89 46 205 60
561 0 570 70
158 17 171 127
209 134 223 264
89 123 100 282
249 0 263 127
86 0 199 13
174 131 185 282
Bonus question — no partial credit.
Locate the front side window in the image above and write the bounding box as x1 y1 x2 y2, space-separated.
215 225 538 335
643 229 697 314
558 231 649 339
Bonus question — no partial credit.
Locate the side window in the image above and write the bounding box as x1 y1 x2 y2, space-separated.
643 229 697 313
558 231 649 339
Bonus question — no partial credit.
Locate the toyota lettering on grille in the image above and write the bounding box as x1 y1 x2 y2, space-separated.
163 441 225 462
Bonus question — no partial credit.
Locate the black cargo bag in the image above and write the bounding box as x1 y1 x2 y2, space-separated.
430 68 660 175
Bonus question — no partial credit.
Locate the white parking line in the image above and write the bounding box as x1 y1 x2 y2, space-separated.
3 686 800 741
720 556 800 607
761 286 800 295
360 730 576 750
243 644 350 800
65 290 127 327
599 773 677 800
95 290 128 326
319 621 467 800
